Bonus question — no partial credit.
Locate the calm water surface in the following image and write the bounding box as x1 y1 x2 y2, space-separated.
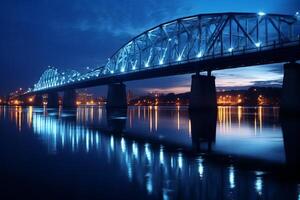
0 105 300 199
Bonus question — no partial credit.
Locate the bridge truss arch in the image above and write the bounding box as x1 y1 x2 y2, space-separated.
34 67 80 91
32 12 300 92
104 12 299 75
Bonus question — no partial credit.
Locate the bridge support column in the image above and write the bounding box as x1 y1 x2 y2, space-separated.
281 62 300 116
189 74 217 111
47 92 59 108
106 83 127 109
34 95 44 107
63 89 77 109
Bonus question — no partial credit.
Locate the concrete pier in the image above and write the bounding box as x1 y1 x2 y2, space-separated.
47 92 59 108
106 83 127 109
63 89 77 108
281 62 300 116
189 74 217 111
33 95 43 106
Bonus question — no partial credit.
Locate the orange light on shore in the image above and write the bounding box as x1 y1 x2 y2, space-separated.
28 98 33 102
76 101 81 105
14 100 19 105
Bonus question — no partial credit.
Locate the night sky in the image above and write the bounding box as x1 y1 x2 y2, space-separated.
0 0 299 96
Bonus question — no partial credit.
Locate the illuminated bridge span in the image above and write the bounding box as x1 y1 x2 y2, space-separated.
21 12 300 113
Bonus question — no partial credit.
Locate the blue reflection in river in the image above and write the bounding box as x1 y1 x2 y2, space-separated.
0 105 300 199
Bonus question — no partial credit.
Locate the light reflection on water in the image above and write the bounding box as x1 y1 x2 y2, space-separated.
0 105 300 199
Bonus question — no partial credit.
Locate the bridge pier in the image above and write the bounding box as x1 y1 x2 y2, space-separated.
189 74 217 111
281 62 300 116
63 89 77 109
33 95 44 107
106 83 127 109
47 92 59 108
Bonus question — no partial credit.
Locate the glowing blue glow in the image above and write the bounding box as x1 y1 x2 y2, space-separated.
120 68 125 73
159 146 164 165
111 70 114 74
145 143 151 162
178 153 183 169
229 166 235 189
258 12 266 16
110 135 114 151
145 62 149 68
121 137 126 153
197 157 204 178
197 51 203 58
255 42 262 48
132 142 138 158
228 47 234 52
146 173 153 194
159 59 164 65
177 56 182 61
255 176 263 195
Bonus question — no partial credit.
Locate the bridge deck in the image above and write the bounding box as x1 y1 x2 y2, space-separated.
28 43 300 95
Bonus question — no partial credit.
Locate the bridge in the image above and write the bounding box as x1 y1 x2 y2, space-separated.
16 12 300 114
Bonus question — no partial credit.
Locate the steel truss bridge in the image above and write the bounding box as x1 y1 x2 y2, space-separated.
30 12 300 94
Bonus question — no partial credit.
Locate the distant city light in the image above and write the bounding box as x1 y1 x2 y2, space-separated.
177 56 182 61
145 63 149 68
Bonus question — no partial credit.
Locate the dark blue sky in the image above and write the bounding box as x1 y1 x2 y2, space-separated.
0 0 299 95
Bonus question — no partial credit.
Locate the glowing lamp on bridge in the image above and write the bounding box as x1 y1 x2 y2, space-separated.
120 68 125 73
28 98 33 102
177 56 182 62
255 42 262 48
258 12 266 16
196 51 203 58
159 59 164 65
228 47 234 53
